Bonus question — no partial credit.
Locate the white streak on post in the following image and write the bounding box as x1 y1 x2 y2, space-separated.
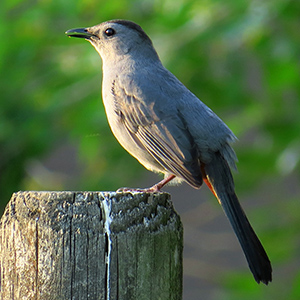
101 195 113 300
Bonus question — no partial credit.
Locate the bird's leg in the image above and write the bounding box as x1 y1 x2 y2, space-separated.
148 174 176 192
117 174 176 193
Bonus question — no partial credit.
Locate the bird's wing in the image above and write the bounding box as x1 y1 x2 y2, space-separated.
111 78 202 188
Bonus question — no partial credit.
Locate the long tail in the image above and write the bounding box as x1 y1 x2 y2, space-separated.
202 152 272 284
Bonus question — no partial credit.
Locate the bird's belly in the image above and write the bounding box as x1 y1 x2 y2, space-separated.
106 110 164 174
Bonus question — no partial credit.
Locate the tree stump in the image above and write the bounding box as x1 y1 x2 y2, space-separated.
0 191 183 300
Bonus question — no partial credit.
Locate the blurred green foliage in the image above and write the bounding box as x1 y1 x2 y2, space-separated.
1 0 299 299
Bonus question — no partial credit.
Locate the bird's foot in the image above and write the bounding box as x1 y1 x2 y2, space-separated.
116 174 176 194
116 185 161 193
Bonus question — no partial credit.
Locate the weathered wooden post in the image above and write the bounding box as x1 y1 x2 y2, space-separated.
0 191 183 300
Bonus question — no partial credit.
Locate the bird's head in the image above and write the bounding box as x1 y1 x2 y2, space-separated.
66 20 159 64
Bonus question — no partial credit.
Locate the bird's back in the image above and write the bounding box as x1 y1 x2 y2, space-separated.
102 60 237 182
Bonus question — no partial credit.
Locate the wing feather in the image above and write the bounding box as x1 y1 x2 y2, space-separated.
113 82 202 188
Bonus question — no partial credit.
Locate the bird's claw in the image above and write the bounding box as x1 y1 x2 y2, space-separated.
116 185 161 193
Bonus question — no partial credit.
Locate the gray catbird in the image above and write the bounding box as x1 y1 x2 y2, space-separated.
66 20 272 284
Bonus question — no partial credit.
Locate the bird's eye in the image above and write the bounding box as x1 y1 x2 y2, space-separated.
104 28 115 37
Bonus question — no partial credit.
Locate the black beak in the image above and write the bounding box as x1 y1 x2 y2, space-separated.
65 28 95 39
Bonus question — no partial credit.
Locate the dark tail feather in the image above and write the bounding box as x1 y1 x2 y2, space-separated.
203 152 272 284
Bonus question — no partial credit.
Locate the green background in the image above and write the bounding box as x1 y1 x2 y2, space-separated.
1 0 299 299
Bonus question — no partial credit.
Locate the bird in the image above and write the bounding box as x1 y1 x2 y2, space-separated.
66 19 272 284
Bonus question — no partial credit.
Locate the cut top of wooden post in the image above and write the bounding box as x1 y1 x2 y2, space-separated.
0 191 183 300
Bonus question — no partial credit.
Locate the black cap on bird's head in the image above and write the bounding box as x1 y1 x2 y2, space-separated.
66 20 152 44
